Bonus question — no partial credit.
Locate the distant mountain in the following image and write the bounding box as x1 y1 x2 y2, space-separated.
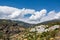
36 19 60 26
0 19 60 27
0 19 35 28
13 20 35 28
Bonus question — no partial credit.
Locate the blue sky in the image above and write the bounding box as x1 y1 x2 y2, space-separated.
0 0 60 12
0 0 60 24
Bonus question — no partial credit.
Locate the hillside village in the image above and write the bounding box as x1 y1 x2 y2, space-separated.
30 25 60 33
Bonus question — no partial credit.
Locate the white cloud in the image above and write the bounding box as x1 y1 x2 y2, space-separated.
54 12 60 19
0 6 60 24
29 9 47 20
40 11 56 22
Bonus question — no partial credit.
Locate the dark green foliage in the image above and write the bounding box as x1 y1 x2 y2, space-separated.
0 32 3 39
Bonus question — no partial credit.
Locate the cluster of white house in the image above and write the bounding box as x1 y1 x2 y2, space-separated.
30 25 60 33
